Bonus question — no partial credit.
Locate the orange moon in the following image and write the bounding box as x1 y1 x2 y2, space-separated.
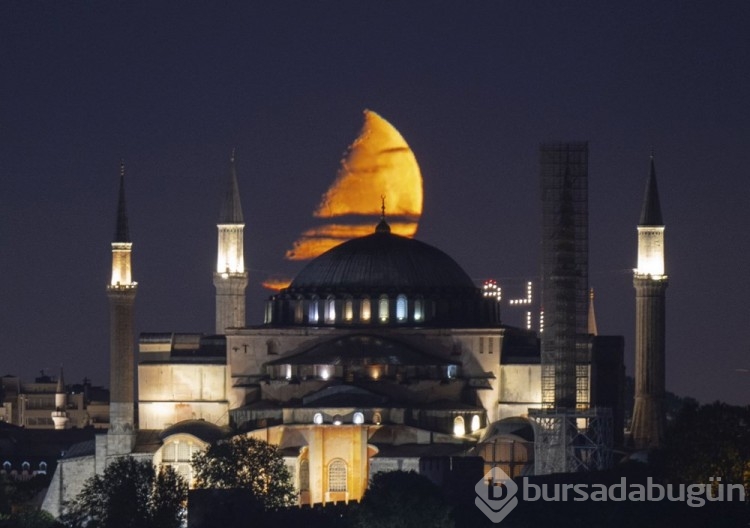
285 110 424 261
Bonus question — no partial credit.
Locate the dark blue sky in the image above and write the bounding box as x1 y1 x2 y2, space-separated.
1 1 748 404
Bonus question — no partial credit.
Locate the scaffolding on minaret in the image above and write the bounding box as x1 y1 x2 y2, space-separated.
533 143 612 474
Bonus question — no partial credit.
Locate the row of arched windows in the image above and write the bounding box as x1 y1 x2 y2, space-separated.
265 294 426 325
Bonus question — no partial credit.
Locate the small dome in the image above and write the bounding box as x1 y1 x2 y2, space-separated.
287 229 476 294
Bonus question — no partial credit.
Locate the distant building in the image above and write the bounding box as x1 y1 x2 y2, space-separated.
0 372 109 430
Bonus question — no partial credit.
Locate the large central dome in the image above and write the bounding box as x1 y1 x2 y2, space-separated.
288 225 476 294
265 221 501 327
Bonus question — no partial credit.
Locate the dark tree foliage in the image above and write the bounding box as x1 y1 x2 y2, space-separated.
59 457 186 528
191 436 296 510
655 401 750 492
355 471 454 528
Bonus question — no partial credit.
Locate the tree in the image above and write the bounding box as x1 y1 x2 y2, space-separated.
191 436 296 509
355 471 453 528
59 457 186 528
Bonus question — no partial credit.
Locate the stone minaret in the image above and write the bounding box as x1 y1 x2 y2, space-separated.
630 155 668 449
51 366 69 430
213 150 247 334
107 160 137 455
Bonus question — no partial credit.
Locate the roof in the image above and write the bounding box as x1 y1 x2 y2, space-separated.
114 160 130 243
286 226 477 294
219 151 244 224
639 156 664 226
159 419 232 444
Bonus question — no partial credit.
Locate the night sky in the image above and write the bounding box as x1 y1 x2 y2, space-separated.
1 2 748 405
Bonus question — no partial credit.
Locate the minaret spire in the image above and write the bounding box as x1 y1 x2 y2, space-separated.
51 365 69 430
631 154 668 449
107 160 137 453
214 149 248 333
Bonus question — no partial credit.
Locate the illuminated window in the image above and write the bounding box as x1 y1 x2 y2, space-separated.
344 298 353 322
308 297 319 323
284 364 292 380
471 415 481 432
313 413 324 425
360 297 371 322
396 294 407 321
161 439 199 485
378 295 389 323
318 365 330 380
332 414 343 425
447 365 457 379
353 412 364 425
414 298 424 322
328 459 347 492
264 301 273 324
294 299 303 323
373 412 382 425
325 296 336 324
299 460 310 492
453 416 465 436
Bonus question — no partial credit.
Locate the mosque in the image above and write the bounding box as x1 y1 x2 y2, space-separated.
41 114 664 516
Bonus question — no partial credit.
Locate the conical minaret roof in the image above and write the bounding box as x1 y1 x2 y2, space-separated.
219 150 244 224
56 366 65 393
114 160 131 242
639 156 663 226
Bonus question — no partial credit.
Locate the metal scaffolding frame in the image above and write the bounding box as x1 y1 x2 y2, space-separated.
529 407 613 474
539 142 590 410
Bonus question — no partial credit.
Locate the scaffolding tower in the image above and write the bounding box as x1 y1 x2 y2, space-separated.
535 143 611 474
529 407 613 474
540 142 590 410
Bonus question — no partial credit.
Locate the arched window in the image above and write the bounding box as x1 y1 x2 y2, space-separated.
372 412 382 425
378 295 389 323
353 412 364 425
21 461 30 472
294 299 304 323
325 296 336 324
396 294 407 322
446 365 458 379
161 439 199 484
39 461 48 472
360 297 371 322
414 298 424 322
264 301 273 324
344 298 354 322
453 416 465 436
308 296 319 323
471 415 481 432
2 461 10 472
299 460 310 492
328 459 347 492
313 412 324 425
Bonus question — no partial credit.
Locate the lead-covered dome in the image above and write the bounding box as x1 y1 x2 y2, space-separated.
265 221 501 327
288 228 476 294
